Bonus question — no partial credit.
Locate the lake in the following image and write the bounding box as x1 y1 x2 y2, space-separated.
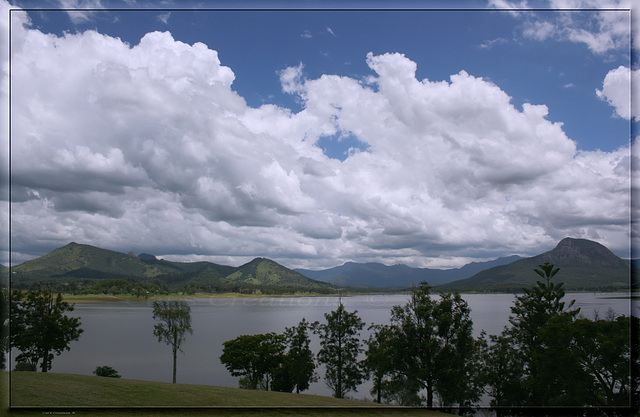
11 292 635 401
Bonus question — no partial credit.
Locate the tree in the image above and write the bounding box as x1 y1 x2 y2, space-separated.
152 300 193 384
10 285 83 372
479 330 527 412
431 292 484 409
385 283 481 408
272 318 317 393
480 263 640 410
570 314 635 406
93 365 121 378
385 283 438 406
508 263 579 352
220 332 286 390
314 302 365 399
505 263 582 406
363 324 396 403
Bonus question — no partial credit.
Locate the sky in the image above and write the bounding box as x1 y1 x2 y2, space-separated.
1 0 637 270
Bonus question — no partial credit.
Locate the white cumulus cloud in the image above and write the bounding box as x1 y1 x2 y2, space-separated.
596 65 639 121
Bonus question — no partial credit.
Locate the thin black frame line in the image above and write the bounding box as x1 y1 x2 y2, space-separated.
9 7 634 12
4 4 635 412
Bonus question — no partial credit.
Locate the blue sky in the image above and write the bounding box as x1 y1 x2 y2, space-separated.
4 0 637 269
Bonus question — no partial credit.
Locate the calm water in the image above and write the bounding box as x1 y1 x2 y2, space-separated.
11 293 634 400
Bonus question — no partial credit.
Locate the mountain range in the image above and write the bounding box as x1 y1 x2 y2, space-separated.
295 255 523 288
10 242 334 292
8 238 636 293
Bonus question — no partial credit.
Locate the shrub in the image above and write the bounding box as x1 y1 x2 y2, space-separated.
93 365 121 378
13 362 36 371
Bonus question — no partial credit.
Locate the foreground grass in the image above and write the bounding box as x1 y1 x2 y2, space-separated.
4 372 453 416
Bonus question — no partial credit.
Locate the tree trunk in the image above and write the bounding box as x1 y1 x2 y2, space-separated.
426 384 433 408
172 346 177 383
41 351 49 372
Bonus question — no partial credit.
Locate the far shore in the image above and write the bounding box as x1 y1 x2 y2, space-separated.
60 292 359 303
57 290 639 303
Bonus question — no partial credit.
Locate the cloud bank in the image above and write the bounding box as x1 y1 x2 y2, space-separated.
5 8 633 268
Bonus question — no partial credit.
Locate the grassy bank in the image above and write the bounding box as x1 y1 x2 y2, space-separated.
4 372 453 416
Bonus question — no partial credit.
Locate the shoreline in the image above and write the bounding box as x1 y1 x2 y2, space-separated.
60 292 357 303
58 290 639 303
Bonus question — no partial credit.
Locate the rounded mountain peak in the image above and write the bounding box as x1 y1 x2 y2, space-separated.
548 237 626 267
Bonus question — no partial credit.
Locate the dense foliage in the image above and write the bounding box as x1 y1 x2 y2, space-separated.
480 262 639 414
220 320 317 393
10 285 83 372
93 365 121 378
275 319 318 393
377 285 482 408
220 333 287 390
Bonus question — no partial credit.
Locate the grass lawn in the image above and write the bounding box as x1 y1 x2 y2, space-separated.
3 372 453 417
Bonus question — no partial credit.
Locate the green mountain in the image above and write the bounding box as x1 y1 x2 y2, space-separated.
10 242 335 293
11 242 177 283
436 238 635 292
223 257 334 290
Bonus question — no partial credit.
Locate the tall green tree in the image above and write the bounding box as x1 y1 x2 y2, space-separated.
432 292 483 409
363 324 397 403
314 302 365 399
272 318 317 393
386 283 437 406
10 285 83 372
508 263 579 352
385 283 481 408
479 330 527 411
220 332 286 390
152 300 193 383
505 263 582 406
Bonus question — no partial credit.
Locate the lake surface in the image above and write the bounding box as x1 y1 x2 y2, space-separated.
11 292 634 401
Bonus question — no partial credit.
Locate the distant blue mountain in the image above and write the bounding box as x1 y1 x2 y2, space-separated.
295 255 523 288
